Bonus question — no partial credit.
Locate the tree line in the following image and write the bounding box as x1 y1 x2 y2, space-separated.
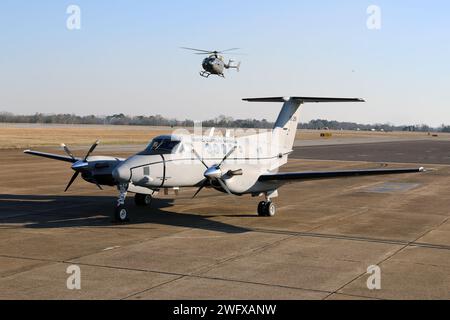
0 112 448 132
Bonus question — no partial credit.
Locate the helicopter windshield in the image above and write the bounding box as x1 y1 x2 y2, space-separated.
138 138 180 155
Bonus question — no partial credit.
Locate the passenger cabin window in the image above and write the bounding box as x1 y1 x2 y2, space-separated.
138 138 180 155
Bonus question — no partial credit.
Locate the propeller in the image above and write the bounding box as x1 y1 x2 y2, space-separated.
191 145 242 198
62 140 100 192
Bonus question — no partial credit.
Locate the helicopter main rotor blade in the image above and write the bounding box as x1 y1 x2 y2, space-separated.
219 48 241 53
180 47 213 53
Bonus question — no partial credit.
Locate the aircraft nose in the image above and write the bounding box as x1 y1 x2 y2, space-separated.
112 164 131 183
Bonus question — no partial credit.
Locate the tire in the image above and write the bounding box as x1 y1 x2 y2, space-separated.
114 204 129 223
135 193 152 206
264 202 276 217
257 201 266 216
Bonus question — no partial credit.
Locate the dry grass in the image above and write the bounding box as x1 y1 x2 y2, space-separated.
0 123 443 149
0 125 174 149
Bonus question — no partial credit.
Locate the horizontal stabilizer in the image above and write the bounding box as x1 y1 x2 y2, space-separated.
243 97 365 103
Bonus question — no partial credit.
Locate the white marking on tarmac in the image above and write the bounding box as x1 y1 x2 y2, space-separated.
102 246 121 251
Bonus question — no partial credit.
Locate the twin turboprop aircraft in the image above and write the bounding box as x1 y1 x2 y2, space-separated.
24 97 425 222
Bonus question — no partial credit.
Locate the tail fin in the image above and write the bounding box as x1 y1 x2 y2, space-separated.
243 97 364 153
236 61 241 72
227 60 241 72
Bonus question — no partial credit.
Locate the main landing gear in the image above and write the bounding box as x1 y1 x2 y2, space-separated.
257 201 276 217
134 193 153 206
257 190 278 217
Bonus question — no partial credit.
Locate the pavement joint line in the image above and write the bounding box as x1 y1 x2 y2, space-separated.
59 260 334 295
249 228 450 251
0 253 336 297
0 252 432 301
121 276 186 300
324 292 384 300
186 219 359 286
190 234 295 276
325 216 450 299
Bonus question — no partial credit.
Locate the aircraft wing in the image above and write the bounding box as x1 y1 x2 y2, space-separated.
258 167 425 183
24 150 80 163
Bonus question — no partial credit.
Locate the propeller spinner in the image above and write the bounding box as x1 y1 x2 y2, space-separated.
62 140 101 192
191 145 242 198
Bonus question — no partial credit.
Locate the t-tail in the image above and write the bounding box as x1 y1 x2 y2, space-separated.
243 97 365 154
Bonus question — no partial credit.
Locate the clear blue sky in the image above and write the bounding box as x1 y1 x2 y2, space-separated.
0 1 449 126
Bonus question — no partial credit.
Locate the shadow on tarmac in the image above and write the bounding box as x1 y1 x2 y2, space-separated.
0 194 251 234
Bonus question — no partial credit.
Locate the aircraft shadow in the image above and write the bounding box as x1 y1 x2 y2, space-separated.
0 194 250 234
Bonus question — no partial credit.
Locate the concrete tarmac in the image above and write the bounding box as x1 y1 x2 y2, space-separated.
0 141 449 300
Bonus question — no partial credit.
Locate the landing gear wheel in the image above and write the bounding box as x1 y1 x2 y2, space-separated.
114 204 129 223
257 201 267 216
258 201 276 217
264 202 276 217
135 193 153 206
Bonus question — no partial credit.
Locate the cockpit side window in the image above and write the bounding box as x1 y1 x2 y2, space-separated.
138 138 181 155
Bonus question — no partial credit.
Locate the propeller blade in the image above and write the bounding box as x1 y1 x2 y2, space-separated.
65 171 80 192
218 146 237 168
192 179 208 199
217 179 233 196
95 183 103 190
191 147 209 169
61 143 75 161
83 140 100 161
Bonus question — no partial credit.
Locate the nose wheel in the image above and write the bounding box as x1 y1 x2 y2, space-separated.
257 201 276 217
114 184 129 223
114 205 129 222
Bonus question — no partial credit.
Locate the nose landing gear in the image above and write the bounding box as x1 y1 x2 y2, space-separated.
114 189 154 223
114 184 129 223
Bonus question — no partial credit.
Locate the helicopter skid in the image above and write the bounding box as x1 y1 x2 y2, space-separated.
199 71 225 78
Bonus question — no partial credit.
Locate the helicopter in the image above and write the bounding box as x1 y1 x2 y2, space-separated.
181 47 242 78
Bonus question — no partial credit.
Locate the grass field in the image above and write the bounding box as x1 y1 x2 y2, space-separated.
0 123 444 149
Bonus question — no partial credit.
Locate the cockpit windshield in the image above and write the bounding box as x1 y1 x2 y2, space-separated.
138 138 181 155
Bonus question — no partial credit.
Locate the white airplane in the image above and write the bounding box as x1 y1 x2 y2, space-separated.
24 97 424 222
